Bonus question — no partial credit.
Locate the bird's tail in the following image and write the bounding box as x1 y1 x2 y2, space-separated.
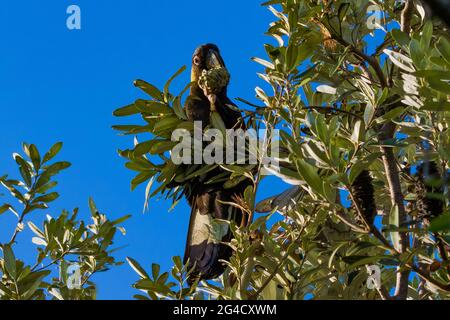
184 189 242 283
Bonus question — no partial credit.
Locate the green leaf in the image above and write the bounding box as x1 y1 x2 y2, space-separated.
42 162 71 177
426 77 450 94
1 244 17 279
134 79 164 101
0 204 12 215
88 197 98 215
21 270 51 299
131 172 154 191
164 66 187 100
422 101 450 112
42 142 63 163
420 21 433 51
343 255 396 269
286 43 299 71
135 99 173 114
28 221 45 238
173 96 188 120
112 214 132 226
210 111 227 135
33 192 59 204
280 131 301 156
127 257 149 279
132 141 157 157
296 159 322 195
152 263 160 279
435 36 450 66
113 103 140 117
429 214 450 233
391 29 410 49
149 141 177 155
35 181 58 194
375 107 405 124
172 256 182 270
13 154 33 186
338 2 350 20
383 49 414 72
363 103 375 127
153 116 181 133
134 278 171 295
28 144 41 171
350 120 363 144
251 57 275 69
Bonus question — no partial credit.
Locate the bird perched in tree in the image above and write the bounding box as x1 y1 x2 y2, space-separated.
186 44 244 129
183 44 249 283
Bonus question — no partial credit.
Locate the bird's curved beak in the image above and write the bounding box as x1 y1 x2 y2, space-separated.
206 49 225 69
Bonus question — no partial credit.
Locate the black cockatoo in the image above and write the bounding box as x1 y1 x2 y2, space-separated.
183 44 249 283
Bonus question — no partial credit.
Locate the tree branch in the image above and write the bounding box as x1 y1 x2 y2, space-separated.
377 0 415 299
410 264 450 292
331 36 388 89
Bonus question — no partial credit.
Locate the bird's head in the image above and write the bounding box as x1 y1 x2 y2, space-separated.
190 44 230 98
191 43 226 82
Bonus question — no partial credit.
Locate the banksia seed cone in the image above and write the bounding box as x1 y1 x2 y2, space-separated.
416 161 444 218
351 170 377 224
198 67 230 95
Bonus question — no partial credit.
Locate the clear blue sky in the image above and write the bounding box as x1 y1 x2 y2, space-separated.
0 0 289 299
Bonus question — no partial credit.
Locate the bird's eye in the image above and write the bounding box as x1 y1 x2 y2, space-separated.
193 56 201 66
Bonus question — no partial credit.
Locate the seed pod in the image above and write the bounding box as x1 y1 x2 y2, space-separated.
351 170 377 224
198 67 230 95
416 161 444 218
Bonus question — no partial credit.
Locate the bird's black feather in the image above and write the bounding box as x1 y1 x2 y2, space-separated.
183 44 250 283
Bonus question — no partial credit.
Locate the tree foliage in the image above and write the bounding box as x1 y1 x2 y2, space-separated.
0 143 129 300
119 0 450 300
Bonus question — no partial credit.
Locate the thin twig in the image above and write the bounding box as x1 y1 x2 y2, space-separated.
8 211 27 245
333 211 369 234
306 105 363 119
330 35 388 89
409 264 450 292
